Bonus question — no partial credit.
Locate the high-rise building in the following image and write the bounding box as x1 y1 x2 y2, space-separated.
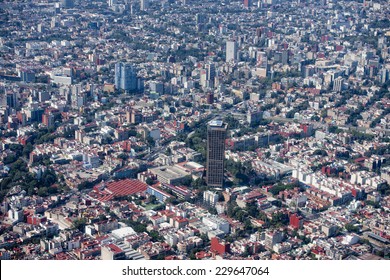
6 93 16 108
140 0 149 11
200 63 216 88
206 63 216 88
195 13 207 25
42 113 55 128
200 69 207 88
333 77 344 92
243 0 252 8
61 0 74 9
108 0 118 7
203 190 219 206
381 68 389 84
115 62 138 91
226 40 238 62
257 51 267 67
206 120 227 187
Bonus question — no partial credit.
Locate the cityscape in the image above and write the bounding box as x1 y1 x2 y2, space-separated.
0 0 389 261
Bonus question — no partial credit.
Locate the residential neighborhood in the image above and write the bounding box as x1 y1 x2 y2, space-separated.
0 0 389 260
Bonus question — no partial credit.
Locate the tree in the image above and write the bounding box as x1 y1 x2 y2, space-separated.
313 149 328 156
146 177 154 186
118 153 129 161
191 178 206 189
224 115 240 129
328 126 342 134
149 195 157 204
311 115 320 121
146 136 155 146
0 178 12 190
22 143 34 158
3 154 17 164
268 182 298 196
165 197 179 205
133 223 147 233
72 218 87 232
271 212 289 227
78 181 94 191
345 223 359 233
149 230 163 242
128 130 137 137
37 187 49 197
165 147 172 156
179 175 192 187
245 201 259 217
41 169 57 187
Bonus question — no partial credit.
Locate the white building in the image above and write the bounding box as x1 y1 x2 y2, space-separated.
203 191 219 206
226 40 238 62
202 215 229 234
140 0 148 11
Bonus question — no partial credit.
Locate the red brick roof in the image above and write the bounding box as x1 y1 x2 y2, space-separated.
89 179 147 202
107 243 123 254
106 179 147 196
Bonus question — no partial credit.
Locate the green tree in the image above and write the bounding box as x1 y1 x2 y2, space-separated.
149 230 164 242
149 195 157 204
72 218 88 232
179 175 192 187
41 169 57 187
345 223 359 233
22 143 34 158
118 153 129 161
146 177 154 186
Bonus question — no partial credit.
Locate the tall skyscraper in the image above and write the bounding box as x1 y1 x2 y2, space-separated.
206 63 216 83
226 40 238 62
206 120 227 187
140 0 149 11
381 68 389 84
108 0 118 7
243 0 252 8
333 77 344 92
115 62 137 91
201 63 216 88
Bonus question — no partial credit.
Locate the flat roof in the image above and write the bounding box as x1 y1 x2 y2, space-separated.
111 227 136 240
209 120 224 127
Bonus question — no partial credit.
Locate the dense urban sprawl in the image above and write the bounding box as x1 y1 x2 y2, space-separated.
0 0 389 260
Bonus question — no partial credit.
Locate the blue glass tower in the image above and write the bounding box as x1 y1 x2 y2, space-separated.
115 62 137 91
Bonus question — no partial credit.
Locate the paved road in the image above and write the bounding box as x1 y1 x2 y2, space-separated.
265 116 390 134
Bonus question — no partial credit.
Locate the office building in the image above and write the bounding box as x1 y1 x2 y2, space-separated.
115 62 137 92
202 216 230 234
140 0 149 11
247 110 263 126
108 0 118 7
6 93 16 108
42 113 55 128
381 68 389 84
206 63 216 88
19 70 35 83
195 13 207 25
146 185 173 203
206 120 227 187
226 41 238 62
243 0 252 8
61 0 74 9
147 165 189 185
333 77 344 92
203 190 219 206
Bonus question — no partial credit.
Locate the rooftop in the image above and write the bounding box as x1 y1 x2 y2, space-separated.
209 120 224 127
